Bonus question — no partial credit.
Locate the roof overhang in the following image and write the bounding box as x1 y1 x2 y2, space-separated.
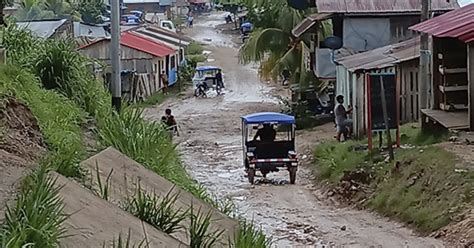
291 13 333 38
409 3 474 43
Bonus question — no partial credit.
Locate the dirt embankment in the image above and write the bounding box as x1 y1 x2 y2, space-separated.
0 98 46 219
81 147 239 246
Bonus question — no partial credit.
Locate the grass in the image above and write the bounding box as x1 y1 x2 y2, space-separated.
0 166 67 247
231 220 271 248
0 26 273 248
186 42 204 56
367 147 473 232
187 54 207 63
94 163 114 201
314 140 366 183
314 124 473 232
124 185 187 235
103 229 147 248
189 206 225 248
96 107 206 197
133 86 182 108
0 65 86 178
399 124 448 146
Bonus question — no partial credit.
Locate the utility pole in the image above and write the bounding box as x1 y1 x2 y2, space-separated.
111 0 122 112
419 0 430 112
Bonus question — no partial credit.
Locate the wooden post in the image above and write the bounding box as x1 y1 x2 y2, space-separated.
367 74 373 151
380 76 395 160
419 0 430 114
469 43 474 131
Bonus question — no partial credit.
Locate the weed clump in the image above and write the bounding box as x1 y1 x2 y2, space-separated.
0 166 67 247
125 185 187 235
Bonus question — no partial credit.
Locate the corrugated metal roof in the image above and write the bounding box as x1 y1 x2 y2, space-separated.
79 32 175 58
73 22 108 38
291 13 332 37
17 19 68 38
135 29 190 48
409 3 474 43
336 37 420 72
121 32 175 57
315 0 458 14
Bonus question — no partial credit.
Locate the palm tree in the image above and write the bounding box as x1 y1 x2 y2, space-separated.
239 0 329 88
15 0 79 21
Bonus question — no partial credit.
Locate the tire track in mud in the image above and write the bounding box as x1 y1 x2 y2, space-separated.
143 12 446 248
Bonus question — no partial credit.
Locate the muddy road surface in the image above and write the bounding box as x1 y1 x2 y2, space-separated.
144 13 444 248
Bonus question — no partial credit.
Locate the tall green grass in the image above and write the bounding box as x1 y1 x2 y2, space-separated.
231 220 270 248
0 65 86 177
189 206 224 248
124 185 187 235
0 166 67 247
96 107 206 197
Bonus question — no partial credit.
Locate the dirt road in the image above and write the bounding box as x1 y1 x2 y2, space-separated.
144 13 444 247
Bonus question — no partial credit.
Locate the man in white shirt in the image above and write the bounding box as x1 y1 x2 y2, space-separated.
334 95 353 141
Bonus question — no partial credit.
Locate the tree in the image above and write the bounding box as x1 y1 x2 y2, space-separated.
74 0 106 24
239 0 331 88
239 0 310 86
15 0 79 21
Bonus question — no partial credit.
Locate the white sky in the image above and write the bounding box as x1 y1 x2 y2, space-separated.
458 0 474 6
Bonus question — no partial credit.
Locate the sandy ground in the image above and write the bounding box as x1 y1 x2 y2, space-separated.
143 12 446 247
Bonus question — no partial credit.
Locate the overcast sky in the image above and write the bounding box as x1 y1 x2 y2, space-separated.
458 0 474 6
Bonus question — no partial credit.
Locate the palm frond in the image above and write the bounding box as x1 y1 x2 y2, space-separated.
239 28 291 64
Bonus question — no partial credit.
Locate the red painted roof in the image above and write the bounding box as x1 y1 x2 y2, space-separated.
410 3 474 43
121 32 175 57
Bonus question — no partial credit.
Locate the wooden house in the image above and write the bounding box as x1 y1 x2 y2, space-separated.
335 37 421 137
133 25 192 85
291 0 458 83
79 31 175 102
410 3 474 131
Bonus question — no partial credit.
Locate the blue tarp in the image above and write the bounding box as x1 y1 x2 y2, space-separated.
195 65 221 71
241 112 295 125
168 68 177 86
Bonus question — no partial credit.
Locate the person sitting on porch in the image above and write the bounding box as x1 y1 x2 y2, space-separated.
334 95 353 141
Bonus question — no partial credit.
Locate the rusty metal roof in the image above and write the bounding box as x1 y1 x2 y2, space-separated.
410 3 474 43
336 37 420 72
291 13 332 37
315 0 458 14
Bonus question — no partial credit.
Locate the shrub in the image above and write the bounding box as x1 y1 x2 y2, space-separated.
186 42 204 56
